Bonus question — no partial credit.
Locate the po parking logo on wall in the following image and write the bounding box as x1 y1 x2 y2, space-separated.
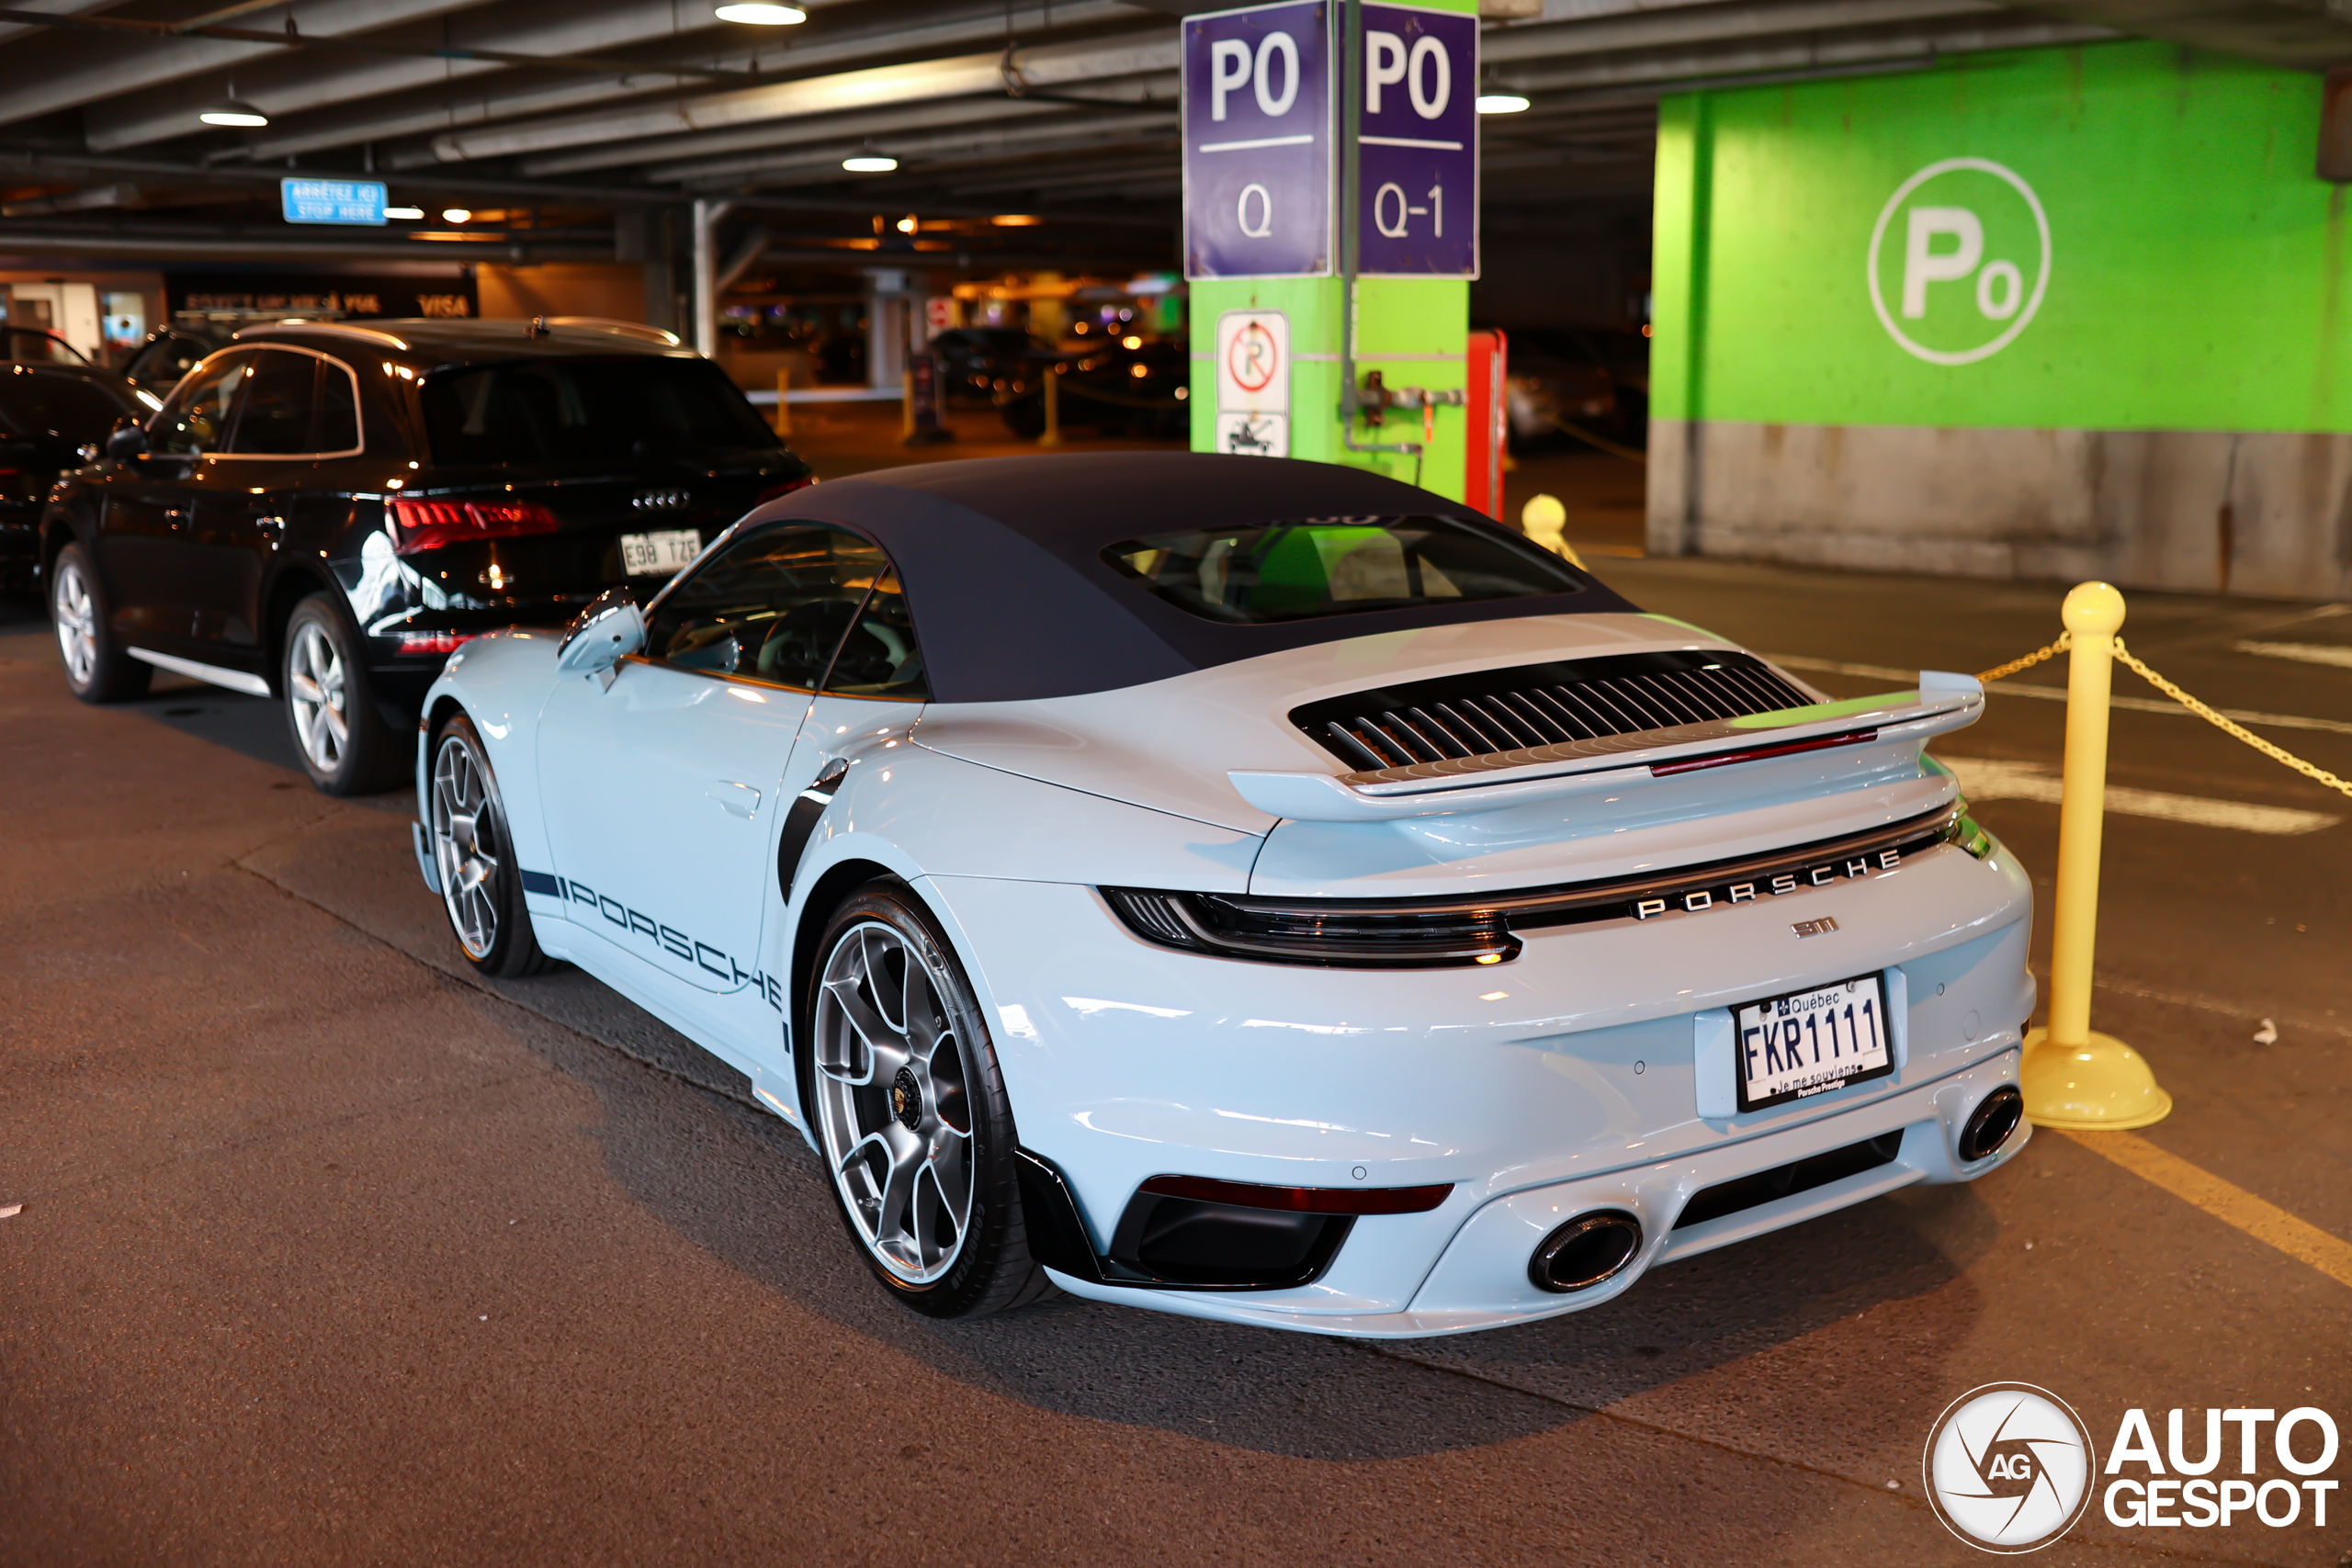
1868 158 2050 365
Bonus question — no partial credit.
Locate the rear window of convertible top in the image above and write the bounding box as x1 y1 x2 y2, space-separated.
1102 514 1589 625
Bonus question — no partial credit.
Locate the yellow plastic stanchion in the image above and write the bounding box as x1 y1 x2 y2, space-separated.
1038 365 1064 448
773 367 791 437
2019 581 2173 1130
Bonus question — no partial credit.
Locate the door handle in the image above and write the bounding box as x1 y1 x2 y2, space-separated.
707 781 762 819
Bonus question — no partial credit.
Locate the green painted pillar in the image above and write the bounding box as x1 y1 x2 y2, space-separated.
1187 0 1475 502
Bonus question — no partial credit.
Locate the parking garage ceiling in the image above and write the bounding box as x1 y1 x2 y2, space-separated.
0 0 2335 269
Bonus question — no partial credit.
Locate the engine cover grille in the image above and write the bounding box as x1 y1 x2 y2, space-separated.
1292 650 1814 772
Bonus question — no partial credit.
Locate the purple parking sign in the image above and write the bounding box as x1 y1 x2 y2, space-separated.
1182 1 1331 278
1354 3 1476 277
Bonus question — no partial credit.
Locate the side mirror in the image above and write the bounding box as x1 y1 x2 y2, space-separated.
104 421 148 461
557 586 646 677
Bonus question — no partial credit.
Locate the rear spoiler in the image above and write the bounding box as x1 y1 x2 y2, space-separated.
1228 671 1983 823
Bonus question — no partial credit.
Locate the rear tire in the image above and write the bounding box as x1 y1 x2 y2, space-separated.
802 882 1052 1319
426 713 556 978
50 543 151 703
283 592 401 795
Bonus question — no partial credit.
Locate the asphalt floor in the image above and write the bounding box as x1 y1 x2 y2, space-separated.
2 502 2347 1564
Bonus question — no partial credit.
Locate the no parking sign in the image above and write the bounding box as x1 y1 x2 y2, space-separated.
1215 309 1289 455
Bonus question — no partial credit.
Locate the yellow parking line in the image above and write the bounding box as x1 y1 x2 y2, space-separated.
2058 1130 2352 1290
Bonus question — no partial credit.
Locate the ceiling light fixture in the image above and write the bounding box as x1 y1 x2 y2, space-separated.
842 155 898 173
894 214 918 233
1475 92 1531 114
198 88 268 128
441 208 472 222
716 2 806 19
384 205 425 220
989 214 1042 227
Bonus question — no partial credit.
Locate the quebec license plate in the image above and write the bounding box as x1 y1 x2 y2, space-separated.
1735 973 1893 1111
620 528 702 576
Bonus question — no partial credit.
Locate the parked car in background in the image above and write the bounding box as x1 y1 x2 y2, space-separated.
1503 328 1650 453
998 338 1188 441
119 321 233 407
926 327 1050 406
3 325 92 367
43 316 811 795
0 363 143 591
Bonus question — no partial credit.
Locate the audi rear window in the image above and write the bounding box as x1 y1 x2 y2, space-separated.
420 355 780 466
1102 514 1590 624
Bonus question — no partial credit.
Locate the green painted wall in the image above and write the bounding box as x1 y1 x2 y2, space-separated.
1653 40 2352 434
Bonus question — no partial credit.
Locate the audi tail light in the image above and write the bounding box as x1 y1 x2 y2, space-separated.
387 498 562 556
753 477 815 507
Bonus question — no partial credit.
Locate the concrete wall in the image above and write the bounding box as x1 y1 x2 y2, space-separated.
1648 41 2352 600
1649 421 2352 599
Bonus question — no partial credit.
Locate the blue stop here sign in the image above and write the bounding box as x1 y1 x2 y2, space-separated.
1183 0 1330 279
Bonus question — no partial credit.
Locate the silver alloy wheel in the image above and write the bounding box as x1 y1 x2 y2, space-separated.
52 557 96 687
812 920 976 1284
430 731 503 961
286 618 349 774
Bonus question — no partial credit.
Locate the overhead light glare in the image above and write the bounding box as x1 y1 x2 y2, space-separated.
990 213 1042 226
1476 93 1531 115
842 155 898 173
199 99 269 128
384 205 425 220
894 214 917 233
441 208 472 223
716 2 806 20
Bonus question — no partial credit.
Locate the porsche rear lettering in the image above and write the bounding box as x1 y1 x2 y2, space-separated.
1631 848 1903 921
560 875 782 1010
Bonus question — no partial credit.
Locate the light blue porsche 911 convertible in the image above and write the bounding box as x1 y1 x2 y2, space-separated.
413 452 2031 1336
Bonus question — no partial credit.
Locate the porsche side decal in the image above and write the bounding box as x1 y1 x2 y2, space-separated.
523 868 783 1010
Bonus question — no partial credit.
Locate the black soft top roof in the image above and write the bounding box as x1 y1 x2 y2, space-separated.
747 452 1640 704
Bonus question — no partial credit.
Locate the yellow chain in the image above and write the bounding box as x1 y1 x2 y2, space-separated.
2109 638 2352 800
1976 632 2071 685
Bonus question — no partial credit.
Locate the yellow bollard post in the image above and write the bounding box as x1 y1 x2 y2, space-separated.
900 368 915 442
773 367 791 437
2019 581 2173 1129
1038 365 1064 448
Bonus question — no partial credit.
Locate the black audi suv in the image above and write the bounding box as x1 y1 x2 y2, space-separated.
41 316 811 793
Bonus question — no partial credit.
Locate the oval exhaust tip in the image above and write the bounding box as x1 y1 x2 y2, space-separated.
1960 1084 2025 1163
1529 1210 1644 1293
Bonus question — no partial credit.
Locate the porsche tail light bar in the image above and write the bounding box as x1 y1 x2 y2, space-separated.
387 497 562 555
1103 805 1979 968
1100 887 1520 968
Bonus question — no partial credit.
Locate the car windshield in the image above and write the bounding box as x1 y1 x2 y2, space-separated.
0 368 139 435
420 355 780 466
1102 514 1590 624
